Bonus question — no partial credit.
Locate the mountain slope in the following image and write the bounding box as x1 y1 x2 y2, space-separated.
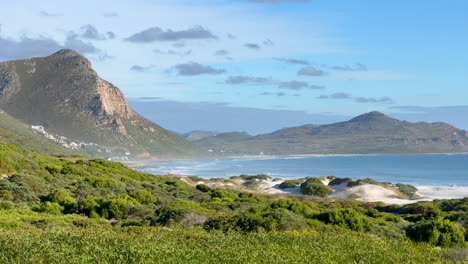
0 110 78 156
193 111 468 155
0 49 203 159
182 130 221 141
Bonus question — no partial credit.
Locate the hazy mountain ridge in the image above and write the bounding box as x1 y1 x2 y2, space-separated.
0 50 203 159
193 111 468 155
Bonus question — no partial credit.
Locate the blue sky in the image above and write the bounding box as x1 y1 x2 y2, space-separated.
1 0 467 133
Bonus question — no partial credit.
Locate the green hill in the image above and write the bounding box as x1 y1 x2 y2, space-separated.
0 49 204 159
194 111 468 155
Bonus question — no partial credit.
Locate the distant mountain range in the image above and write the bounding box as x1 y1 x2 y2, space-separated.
0 49 204 159
192 111 468 155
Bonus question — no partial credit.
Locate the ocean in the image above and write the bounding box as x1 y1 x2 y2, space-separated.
138 154 468 199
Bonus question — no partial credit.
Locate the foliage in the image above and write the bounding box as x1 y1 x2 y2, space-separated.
300 177 332 197
279 180 303 189
406 218 466 247
314 208 372 232
395 183 418 197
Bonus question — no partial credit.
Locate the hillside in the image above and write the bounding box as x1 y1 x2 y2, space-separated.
194 111 468 155
182 130 221 141
0 49 203 159
0 110 77 156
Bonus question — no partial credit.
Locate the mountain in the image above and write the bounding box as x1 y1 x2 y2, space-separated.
0 49 203 159
193 111 468 155
182 130 221 141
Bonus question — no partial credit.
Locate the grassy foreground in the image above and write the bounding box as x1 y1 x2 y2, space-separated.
0 226 456 264
0 140 467 263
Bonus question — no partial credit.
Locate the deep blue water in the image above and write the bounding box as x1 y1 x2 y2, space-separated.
139 155 468 186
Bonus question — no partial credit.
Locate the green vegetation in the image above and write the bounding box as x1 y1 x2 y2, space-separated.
300 177 333 197
0 140 467 262
230 174 271 181
279 179 303 189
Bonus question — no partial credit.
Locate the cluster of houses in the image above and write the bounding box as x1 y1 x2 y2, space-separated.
31 125 132 161
31 125 94 150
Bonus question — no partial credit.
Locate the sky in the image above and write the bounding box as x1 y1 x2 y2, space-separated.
1 0 467 134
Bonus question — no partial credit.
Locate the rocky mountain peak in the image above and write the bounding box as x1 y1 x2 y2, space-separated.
49 49 92 69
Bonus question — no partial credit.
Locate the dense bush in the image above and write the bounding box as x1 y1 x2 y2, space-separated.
196 184 213 193
279 180 303 189
314 208 372 232
300 178 332 197
232 174 271 181
395 183 418 197
406 218 466 247
32 202 64 214
81 195 140 219
46 189 77 210
328 177 353 186
131 189 156 204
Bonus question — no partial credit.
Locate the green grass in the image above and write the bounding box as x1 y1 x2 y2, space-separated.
0 227 456 264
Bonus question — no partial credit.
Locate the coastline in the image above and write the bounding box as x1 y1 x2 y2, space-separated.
125 151 468 165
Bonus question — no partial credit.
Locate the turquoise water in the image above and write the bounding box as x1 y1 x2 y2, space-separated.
140 154 468 186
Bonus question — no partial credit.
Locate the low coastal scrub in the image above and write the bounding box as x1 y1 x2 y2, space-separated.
300 177 333 197
279 179 303 189
0 141 467 262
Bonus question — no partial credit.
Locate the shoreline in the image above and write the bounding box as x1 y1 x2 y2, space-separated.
125 151 468 165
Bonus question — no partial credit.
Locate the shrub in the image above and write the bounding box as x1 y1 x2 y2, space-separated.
272 208 308 231
300 178 332 197
81 195 139 219
196 184 213 193
329 177 353 186
270 199 313 215
0 190 14 201
32 202 64 214
395 183 417 197
47 189 77 210
155 208 209 227
232 174 271 181
406 218 466 247
131 189 156 204
0 201 13 210
211 189 238 202
315 208 372 232
279 180 302 189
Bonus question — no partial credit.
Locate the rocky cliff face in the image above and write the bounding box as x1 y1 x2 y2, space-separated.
0 49 203 158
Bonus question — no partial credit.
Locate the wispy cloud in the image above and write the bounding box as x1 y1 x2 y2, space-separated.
275 58 310 65
173 62 226 76
298 66 327 76
79 25 115 40
225 75 273 85
278 80 324 90
215 49 229 56
103 12 119 18
244 43 261 50
319 93 394 104
330 63 368 71
39 11 60 17
154 49 192 57
130 65 155 72
125 26 217 43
